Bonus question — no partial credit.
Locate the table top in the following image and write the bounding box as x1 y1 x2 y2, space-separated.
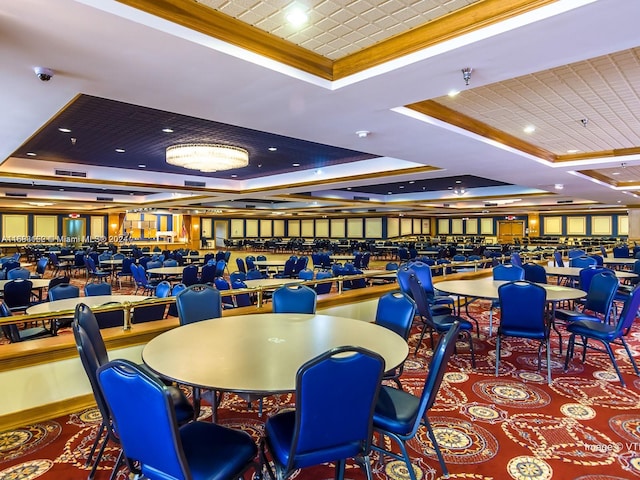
0 279 50 291
142 313 408 394
603 257 638 265
242 278 303 289
147 266 199 276
99 259 123 266
26 294 144 314
330 255 355 261
435 277 585 302
545 266 637 279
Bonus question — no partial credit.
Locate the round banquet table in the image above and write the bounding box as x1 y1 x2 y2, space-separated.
545 266 637 280
26 294 146 315
147 266 200 276
142 313 409 395
435 278 586 303
242 278 303 289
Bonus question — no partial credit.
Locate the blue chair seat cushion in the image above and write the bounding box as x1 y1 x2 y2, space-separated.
373 385 420 435
265 411 363 470
498 326 547 340
432 314 473 333
554 308 598 323
566 319 616 341
178 421 257 480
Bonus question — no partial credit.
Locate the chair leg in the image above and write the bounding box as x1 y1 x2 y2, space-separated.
563 334 576 371
465 330 476 368
495 336 501 376
545 338 552 385
602 341 626 387
620 338 640 376
424 416 449 479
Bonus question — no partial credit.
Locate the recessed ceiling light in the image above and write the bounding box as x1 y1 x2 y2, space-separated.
138 164 146 168
346 187 352 190
268 147 277 152
399 186 405 189
286 8 308 26
59 188 64 191
387 191 392 195
523 125 536 134
409 181 415 184
26 152 37 156
455 180 462 184
162 128 174 133
292 163 300 167
58 127 71 133
567 149 580 153
356 130 370 138
554 183 564 190
115 148 125 153
231 174 237 178
448 90 460 97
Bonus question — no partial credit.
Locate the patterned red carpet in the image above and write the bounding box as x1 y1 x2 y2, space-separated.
2 301 640 479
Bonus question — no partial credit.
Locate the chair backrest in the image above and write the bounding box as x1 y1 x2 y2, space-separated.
84 282 112 296
214 260 226 277
155 280 172 298
385 262 399 271
199 263 216 284
361 252 371 269
570 255 597 268
553 251 565 267
522 263 547 284
231 280 252 307
288 346 384 471
119 257 134 274
578 266 613 292
146 260 162 270
583 271 619 319
406 274 438 329
0 301 20 342
272 284 317 314
236 257 246 273
2 260 20 273
175 284 222 325
35 257 50 275
400 321 460 438
49 283 80 301
375 291 416 339
214 277 231 291
589 254 604 266
493 264 525 281
313 271 333 295
568 249 586 259
613 245 630 258
181 265 199 287
281 258 296 277
163 259 178 267
600 245 608 258
615 284 640 336
7 267 30 279
498 281 547 334
246 269 263 280
97 359 191 479
298 268 314 280
229 271 246 283
74 303 109 363
510 252 522 267
48 275 70 290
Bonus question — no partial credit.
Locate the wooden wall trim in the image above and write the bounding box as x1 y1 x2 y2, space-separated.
0 394 95 431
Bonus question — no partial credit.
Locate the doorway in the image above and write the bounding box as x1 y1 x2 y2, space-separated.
497 220 525 244
214 221 228 249
63 218 86 245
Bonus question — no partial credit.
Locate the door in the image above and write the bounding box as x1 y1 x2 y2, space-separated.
497 221 525 244
214 220 228 248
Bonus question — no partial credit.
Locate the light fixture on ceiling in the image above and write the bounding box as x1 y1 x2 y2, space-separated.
554 183 564 190
461 67 472 86
166 144 249 172
356 130 370 138
453 186 467 196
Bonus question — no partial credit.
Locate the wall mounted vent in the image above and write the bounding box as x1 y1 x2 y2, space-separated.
5 192 27 197
484 202 498 207
184 180 206 187
97 196 113 202
557 200 574 204
55 169 86 178
245 205 256 209
353 196 370 201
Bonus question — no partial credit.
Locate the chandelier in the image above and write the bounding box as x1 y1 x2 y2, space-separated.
166 144 249 172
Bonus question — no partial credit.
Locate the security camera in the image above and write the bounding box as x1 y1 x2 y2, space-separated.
34 66 54 81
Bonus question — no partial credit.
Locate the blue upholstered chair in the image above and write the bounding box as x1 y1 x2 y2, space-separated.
131 264 158 295
496 281 551 383
49 283 80 301
397 262 454 315
261 346 384 480
297 268 314 280
510 252 523 267
0 301 52 343
408 274 475 366
97 359 256 480
84 256 110 284
231 279 253 307
555 271 619 326
175 284 222 325
374 291 416 389
214 277 235 309
7 267 30 280
84 282 112 296
116 257 135 288
272 284 317 314
73 304 194 478
199 263 216 284
564 284 640 387
371 322 460 480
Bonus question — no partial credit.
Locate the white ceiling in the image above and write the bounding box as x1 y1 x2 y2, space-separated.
0 0 639 217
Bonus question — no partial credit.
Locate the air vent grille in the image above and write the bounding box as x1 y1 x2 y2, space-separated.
6 192 27 197
55 169 86 178
184 180 206 187
245 205 256 209
484 202 498 207
557 200 574 204
97 196 113 202
353 196 370 201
